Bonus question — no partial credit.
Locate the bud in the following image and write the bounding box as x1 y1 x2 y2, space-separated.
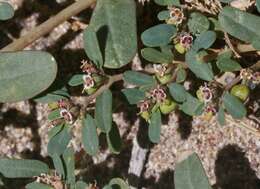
159 99 177 114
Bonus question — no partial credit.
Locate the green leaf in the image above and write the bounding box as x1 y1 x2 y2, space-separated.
109 178 130 189
168 83 187 102
0 159 49 178
84 0 137 68
179 94 204 116
188 12 210 34
48 109 61 121
68 74 84 86
84 28 103 68
154 0 181 6
122 88 145 104
0 2 14 20
223 92 247 119
185 50 214 81
0 51 57 102
193 31 216 51
257 0 260 13
157 10 170 21
141 48 173 64
51 153 65 178
106 123 122 154
216 58 242 72
123 71 156 87
82 115 99 156
75 181 88 189
174 153 212 189
219 6 260 47
62 148 75 186
148 110 161 143
217 106 226 126
47 125 71 156
141 24 177 47
95 89 113 133
176 68 187 83
26 182 53 189
48 124 64 139
34 82 69 103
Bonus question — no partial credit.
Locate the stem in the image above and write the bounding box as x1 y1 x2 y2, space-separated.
84 74 123 106
0 0 96 52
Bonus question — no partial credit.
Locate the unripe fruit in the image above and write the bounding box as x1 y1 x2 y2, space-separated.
203 111 213 121
175 43 186 54
86 87 98 95
156 73 172 84
231 84 250 101
140 111 150 121
196 89 204 102
159 99 177 114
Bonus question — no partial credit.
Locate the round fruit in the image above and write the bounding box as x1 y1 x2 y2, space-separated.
196 89 204 102
156 74 172 84
86 87 98 95
175 43 186 54
231 84 249 101
159 99 177 114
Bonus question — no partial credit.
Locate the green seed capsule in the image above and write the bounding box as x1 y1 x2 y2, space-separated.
86 87 98 95
140 111 150 121
156 73 172 84
159 99 177 114
175 43 186 54
231 84 250 101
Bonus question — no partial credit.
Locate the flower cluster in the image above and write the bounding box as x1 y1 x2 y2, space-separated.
167 7 185 25
179 32 193 49
58 99 74 124
149 86 167 103
35 173 63 189
81 60 98 92
240 68 260 84
197 84 213 103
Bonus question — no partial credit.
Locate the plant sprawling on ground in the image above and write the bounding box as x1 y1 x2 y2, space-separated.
0 0 259 188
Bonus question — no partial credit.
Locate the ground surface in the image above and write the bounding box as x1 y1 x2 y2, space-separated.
0 0 260 189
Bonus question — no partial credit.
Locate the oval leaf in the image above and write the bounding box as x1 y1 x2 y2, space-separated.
185 50 214 81
82 115 99 156
193 31 216 51
168 83 187 102
26 182 53 189
148 110 162 143
0 51 57 102
141 48 173 64
216 58 242 72
123 71 156 87
188 12 209 34
62 148 75 185
223 92 247 119
141 24 177 47
0 2 14 20
174 153 212 189
106 123 122 154
95 89 113 133
47 125 71 156
122 88 145 105
84 0 137 68
0 159 49 178
219 6 260 46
